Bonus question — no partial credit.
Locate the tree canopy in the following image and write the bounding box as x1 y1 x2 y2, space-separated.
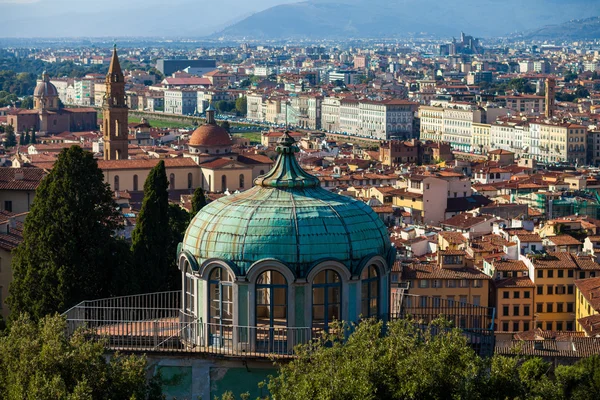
0 313 163 400
130 160 177 292
190 186 207 216
8 146 124 320
219 319 600 400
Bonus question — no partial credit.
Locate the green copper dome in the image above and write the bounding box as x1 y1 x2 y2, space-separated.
182 132 392 276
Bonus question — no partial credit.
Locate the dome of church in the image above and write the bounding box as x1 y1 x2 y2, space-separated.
189 105 233 147
33 71 58 98
181 132 392 276
188 124 233 147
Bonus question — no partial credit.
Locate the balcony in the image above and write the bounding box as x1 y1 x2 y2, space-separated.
64 290 496 357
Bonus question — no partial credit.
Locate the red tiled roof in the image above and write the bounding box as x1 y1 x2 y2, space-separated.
97 158 197 171
402 263 490 280
189 124 233 147
0 168 46 191
574 277 600 311
494 276 535 288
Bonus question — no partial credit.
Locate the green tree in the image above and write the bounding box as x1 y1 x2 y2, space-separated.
24 131 30 145
8 146 122 320
219 120 231 133
268 319 485 400
167 203 189 282
19 96 33 109
130 160 175 292
592 71 599 80
30 128 36 144
555 355 600 400
564 70 578 83
190 186 207 216
235 96 247 116
18 132 24 146
0 313 163 400
4 125 16 148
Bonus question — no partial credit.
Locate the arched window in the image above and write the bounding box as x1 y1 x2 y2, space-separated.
221 175 227 191
312 269 341 332
361 265 379 318
133 175 138 191
115 149 121 160
169 173 175 190
256 270 287 329
115 120 119 137
183 261 195 316
114 175 119 191
239 174 245 189
208 267 234 346
188 173 193 189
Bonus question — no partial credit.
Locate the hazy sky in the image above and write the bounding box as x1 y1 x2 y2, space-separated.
2 0 297 37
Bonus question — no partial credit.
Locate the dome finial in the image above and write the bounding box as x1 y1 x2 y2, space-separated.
254 131 320 188
205 102 216 124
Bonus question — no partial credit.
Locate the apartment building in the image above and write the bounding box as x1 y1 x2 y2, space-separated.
472 123 491 154
489 118 529 157
498 95 545 115
488 259 535 332
339 99 416 140
521 253 600 331
402 250 491 309
531 121 587 164
574 277 600 336
164 89 197 115
322 97 341 132
419 105 444 142
74 78 95 106
247 92 266 121
419 102 508 152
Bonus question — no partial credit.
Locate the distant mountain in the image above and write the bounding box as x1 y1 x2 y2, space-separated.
513 16 600 40
213 0 600 39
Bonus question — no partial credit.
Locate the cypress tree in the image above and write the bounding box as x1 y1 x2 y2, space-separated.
4 125 16 148
30 129 36 144
130 160 174 292
19 132 24 146
24 132 30 145
190 186 207 216
8 146 122 320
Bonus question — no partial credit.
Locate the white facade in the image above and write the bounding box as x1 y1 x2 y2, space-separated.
164 89 198 115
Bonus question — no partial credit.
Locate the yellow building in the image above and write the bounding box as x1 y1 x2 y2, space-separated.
490 260 535 332
527 253 600 331
472 123 491 154
0 212 26 319
574 277 600 336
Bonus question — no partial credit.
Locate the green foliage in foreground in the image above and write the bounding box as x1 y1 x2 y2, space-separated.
217 319 600 400
0 314 163 400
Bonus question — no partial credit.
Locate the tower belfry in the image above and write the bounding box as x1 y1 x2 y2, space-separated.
103 45 129 161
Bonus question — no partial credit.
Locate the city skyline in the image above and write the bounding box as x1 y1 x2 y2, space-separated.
2 0 600 39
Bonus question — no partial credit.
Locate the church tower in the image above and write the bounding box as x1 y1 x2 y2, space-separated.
103 45 129 161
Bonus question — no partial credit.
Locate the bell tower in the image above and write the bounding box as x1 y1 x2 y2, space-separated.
103 45 129 161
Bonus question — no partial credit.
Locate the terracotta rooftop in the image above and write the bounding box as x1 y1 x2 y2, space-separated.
492 259 528 272
546 234 582 246
494 276 535 288
402 263 490 280
574 277 600 312
577 314 600 337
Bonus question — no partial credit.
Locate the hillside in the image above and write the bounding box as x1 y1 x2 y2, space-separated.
213 0 600 39
515 17 600 40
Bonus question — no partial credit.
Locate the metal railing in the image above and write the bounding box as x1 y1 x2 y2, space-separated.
63 291 312 357
63 291 496 357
